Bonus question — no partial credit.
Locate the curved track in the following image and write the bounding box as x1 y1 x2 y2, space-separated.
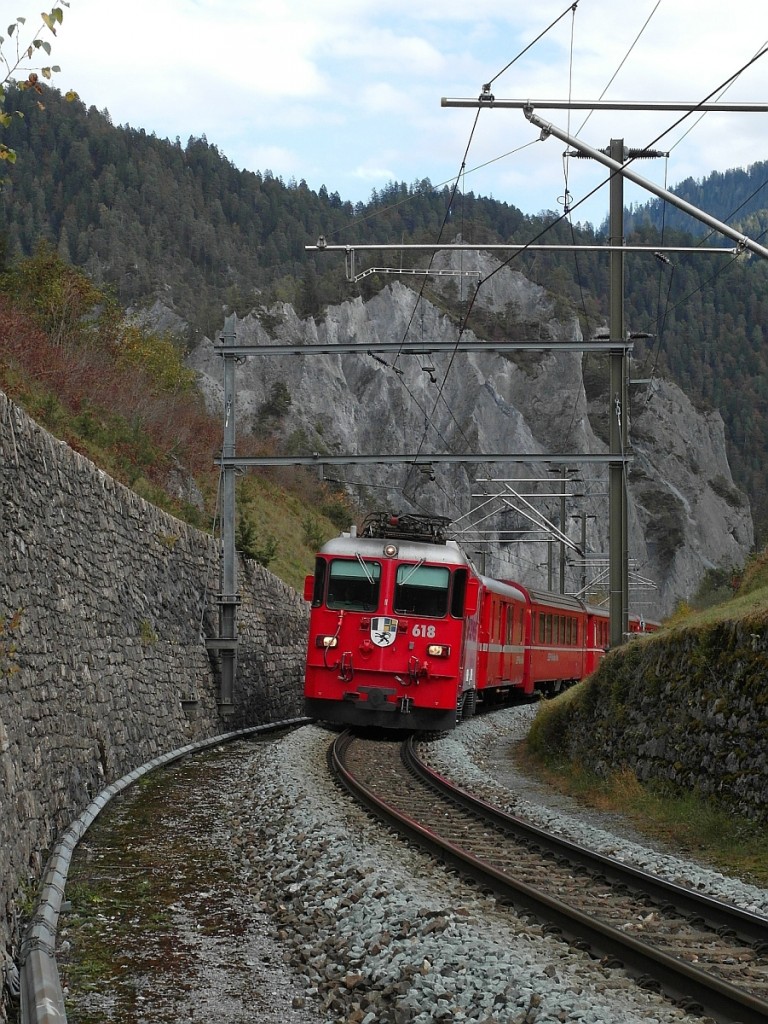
329 730 768 1024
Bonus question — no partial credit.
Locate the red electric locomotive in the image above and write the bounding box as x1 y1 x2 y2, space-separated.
303 512 658 731
303 513 480 731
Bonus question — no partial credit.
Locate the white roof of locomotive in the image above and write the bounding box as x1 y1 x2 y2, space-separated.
319 533 473 567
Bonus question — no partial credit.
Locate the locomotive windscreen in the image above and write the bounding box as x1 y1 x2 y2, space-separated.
394 564 449 616
327 559 381 611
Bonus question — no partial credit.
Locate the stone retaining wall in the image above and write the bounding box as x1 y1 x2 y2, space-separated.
0 391 309 1014
547 621 768 823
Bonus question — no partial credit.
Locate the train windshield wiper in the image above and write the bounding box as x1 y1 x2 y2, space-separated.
355 553 375 584
398 559 425 585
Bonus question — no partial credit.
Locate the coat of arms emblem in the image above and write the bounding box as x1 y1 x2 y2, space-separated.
370 616 398 647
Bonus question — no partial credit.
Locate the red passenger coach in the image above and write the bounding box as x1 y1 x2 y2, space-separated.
584 605 611 676
474 577 528 697
303 512 659 732
303 514 481 731
518 587 591 696
479 584 602 700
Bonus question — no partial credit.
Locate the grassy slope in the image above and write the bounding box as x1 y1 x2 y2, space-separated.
521 564 768 887
0 258 348 594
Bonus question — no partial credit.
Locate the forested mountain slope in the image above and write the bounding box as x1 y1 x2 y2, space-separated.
625 160 768 238
0 87 535 338
2 85 768 542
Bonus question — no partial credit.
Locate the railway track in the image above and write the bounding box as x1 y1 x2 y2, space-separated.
330 730 768 1024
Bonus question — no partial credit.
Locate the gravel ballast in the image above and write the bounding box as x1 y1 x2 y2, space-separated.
236 711 767 1023
58 708 768 1023
425 705 768 918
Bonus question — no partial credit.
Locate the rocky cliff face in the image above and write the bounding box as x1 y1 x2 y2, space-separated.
187 252 753 618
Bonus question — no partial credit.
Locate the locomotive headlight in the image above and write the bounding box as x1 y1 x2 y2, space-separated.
316 635 339 648
427 644 450 657
383 543 398 558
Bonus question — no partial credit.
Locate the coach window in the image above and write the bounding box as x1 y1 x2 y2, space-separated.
327 559 381 611
395 564 450 617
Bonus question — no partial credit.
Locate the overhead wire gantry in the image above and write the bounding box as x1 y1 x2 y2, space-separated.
208 84 768 700
440 90 768 643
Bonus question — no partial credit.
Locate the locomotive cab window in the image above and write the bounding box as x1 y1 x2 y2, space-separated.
327 559 381 611
450 568 468 617
310 558 327 607
394 564 450 617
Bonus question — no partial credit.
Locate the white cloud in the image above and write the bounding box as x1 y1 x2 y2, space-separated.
359 82 416 115
327 28 447 75
5 0 768 219
351 163 399 183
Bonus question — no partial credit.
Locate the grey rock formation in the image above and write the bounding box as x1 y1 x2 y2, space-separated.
187 253 752 617
629 378 752 612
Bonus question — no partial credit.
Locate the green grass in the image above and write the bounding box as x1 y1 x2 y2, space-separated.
235 472 346 591
665 585 768 630
515 741 768 887
665 547 768 630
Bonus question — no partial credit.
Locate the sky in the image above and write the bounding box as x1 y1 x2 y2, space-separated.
6 0 768 229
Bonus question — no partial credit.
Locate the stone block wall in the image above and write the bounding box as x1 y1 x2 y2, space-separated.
0 390 309 1008
541 620 768 823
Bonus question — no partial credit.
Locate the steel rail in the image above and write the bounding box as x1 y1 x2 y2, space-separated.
406 739 768 948
329 731 768 1024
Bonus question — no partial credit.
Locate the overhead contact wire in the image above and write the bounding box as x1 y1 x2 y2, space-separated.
408 1 663 512
396 110 487 499
666 38 768 155
410 1 663 527
400 2 592 501
574 0 662 137
486 2 581 88
461 39 768 301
